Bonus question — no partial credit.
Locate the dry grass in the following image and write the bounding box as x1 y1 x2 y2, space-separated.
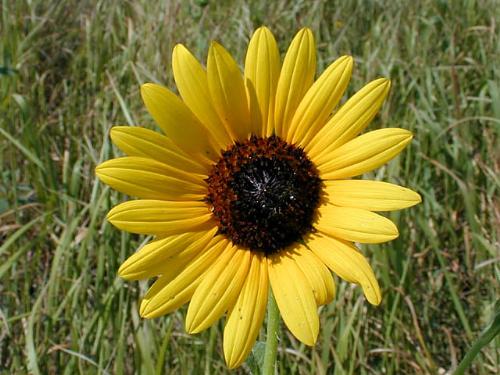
1 0 499 373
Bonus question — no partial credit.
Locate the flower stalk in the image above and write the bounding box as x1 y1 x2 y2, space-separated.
262 291 280 375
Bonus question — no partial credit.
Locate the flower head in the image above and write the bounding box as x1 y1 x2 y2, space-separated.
96 26 421 368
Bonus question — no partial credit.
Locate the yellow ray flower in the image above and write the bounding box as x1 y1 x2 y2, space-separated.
96 26 421 369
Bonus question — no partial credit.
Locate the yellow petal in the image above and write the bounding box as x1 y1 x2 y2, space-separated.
307 78 391 162
118 227 217 280
172 44 233 149
109 126 209 174
315 204 399 244
107 200 213 236
224 253 268 369
292 245 335 306
306 233 381 305
140 83 218 161
207 42 251 141
244 26 281 136
268 246 319 345
324 180 422 211
318 128 413 179
95 157 206 201
288 55 353 146
186 245 252 333
274 28 316 138
140 237 228 318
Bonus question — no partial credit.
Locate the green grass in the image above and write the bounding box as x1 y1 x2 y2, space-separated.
1 0 499 373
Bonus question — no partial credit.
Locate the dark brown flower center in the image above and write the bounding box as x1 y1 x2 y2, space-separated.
205 135 321 255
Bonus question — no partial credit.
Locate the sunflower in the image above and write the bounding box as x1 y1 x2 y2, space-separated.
96 26 421 368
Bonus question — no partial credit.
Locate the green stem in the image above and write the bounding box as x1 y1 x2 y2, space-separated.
262 291 280 375
454 300 500 375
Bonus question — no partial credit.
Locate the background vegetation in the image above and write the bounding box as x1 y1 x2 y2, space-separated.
1 0 499 373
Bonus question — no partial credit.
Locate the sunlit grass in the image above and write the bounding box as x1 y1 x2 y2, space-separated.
1 0 499 373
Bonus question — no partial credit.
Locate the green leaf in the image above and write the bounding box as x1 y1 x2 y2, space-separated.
454 299 500 374
0 66 18 76
247 341 266 374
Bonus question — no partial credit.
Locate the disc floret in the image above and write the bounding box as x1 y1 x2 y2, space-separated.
206 135 321 254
